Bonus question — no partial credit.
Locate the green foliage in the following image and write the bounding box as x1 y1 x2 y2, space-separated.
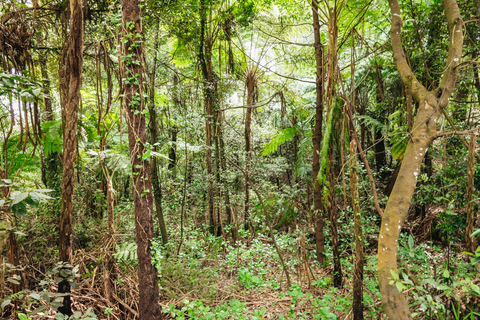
114 241 138 265
261 126 299 156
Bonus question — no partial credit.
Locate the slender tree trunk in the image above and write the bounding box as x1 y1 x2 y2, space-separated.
168 127 178 170
325 9 342 288
466 134 477 252
57 0 83 316
374 61 387 173
121 0 162 318
350 139 364 320
379 0 463 317
148 32 168 246
39 52 61 194
219 116 235 240
244 68 257 231
328 141 342 288
198 0 217 235
311 0 326 265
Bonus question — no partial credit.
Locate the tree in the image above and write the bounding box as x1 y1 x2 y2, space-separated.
378 0 464 317
58 0 84 315
120 0 163 318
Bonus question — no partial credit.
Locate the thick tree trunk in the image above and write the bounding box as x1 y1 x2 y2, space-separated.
121 0 162 318
350 139 364 320
57 0 83 316
312 0 326 266
379 0 463 317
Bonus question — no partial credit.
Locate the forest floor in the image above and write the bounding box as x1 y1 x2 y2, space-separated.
3 202 479 319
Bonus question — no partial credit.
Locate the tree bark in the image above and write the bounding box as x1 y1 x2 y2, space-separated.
244 68 257 231
198 0 217 235
58 0 84 316
39 51 62 195
121 0 162 318
379 0 463 317
148 31 168 246
466 134 477 252
350 139 364 320
312 0 325 266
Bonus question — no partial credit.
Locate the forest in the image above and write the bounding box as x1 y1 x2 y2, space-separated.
0 0 479 319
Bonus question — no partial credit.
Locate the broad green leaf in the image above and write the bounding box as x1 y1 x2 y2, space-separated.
443 268 450 278
11 202 27 217
24 196 39 207
30 292 41 300
11 192 29 205
1 299 11 309
30 191 54 200
34 189 54 193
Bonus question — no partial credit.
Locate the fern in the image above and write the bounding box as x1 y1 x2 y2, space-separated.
261 126 299 156
357 115 384 131
295 136 312 178
390 128 409 160
114 242 137 265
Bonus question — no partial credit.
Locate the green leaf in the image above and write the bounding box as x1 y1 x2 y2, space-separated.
11 192 29 205
11 202 27 217
18 313 28 320
471 229 480 237
1 299 11 309
30 191 54 200
396 282 404 292
443 268 450 278
408 235 414 249
30 292 41 300
24 196 39 208
34 189 54 193
390 269 399 281
261 127 299 156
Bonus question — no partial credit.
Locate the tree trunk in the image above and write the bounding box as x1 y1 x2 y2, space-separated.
148 31 168 246
244 68 257 231
311 0 326 266
168 127 178 170
39 52 61 194
58 0 84 316
219 116 235 240
198 0 217 235
121 0 162 318
350 139 364 320
374 61 387 173
379 0 463 317
466 134 477 252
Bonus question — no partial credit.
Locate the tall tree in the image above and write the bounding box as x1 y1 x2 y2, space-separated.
378 0 463 317
244 67 258 231
121 0 162 318
198 0 218 235
311 0 326 266
57 0 84 316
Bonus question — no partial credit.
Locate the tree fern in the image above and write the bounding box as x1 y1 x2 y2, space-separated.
261 126 299 157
